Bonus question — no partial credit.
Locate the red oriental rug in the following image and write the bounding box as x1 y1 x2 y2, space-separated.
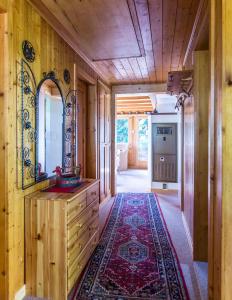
73 193 189 299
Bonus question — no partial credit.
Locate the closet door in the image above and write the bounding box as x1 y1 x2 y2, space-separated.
99 82 111 202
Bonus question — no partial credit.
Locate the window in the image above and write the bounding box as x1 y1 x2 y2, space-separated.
137 118 148 161
116 118 129 143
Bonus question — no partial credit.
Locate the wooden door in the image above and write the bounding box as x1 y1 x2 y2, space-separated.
127 115 148 169
99 82 111 202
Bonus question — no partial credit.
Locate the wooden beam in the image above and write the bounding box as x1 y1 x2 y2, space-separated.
116 96 151 100
116 103 152 107
183 0 209 67
112 83 167 94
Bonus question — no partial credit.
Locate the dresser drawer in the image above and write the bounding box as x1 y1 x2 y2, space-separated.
86 183 99 206
68 228 90 268
67 215 99 249
67 200 99 243
67 216 99 267
89 217 99 237
67 230 99 292
67 192 87 224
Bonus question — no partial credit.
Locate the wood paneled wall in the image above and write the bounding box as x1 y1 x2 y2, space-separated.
0 1 104 299
183 95 195 245
183 50 209 261
0 11 7 300
193 51 209 261
209 0 232 298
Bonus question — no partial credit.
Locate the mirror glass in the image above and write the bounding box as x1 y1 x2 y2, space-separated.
37 79 63 179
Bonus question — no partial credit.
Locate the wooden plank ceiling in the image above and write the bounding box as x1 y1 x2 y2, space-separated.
116 95 153 114
29 0 204 84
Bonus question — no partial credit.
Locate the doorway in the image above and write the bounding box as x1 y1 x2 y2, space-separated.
115 93 151 193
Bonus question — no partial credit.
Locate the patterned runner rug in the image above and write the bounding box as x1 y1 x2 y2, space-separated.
73 193 189 299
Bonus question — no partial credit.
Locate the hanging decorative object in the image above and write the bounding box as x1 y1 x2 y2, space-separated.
22 40 35 63
64 90 78 173
167 70 193 95
16 59 37 189
64 69 71 84
166 70 193 111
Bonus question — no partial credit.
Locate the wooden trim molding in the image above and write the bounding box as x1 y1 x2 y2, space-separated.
182 213 193 255
183 0 209 67
112 83 167 94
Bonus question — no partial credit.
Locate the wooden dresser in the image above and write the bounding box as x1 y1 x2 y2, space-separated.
25 179 100 300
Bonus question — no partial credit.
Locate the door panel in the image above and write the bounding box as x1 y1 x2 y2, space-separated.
127 116 148 169
99 82 111 202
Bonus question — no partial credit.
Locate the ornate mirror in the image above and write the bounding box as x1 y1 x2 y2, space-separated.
36 78 64 181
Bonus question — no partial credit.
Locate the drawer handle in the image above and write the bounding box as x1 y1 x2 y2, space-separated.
78 204 84 209
91 191 97 196
78 244 83 249
77 224 83 228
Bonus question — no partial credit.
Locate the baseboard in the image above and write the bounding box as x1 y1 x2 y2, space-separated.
181 213 193 255
14 285 26 300
193 262 208 300
151 182 179 190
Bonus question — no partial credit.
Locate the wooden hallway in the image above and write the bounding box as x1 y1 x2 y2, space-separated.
0 0 231 299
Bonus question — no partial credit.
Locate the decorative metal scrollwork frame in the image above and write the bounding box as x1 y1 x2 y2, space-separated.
16 59 37 189
175 92 191 111
64 90 78 173
17 59 78 189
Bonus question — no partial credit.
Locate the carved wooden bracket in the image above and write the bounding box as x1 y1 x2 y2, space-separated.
167 70 193 110
167 70 193 95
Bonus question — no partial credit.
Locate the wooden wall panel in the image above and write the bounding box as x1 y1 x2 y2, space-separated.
208 0 221 298
183 51 209 261
183 95 195 244
0 1 104 299
86 85 98 179
193 50 209 261
0 11 7 300
209 0 232 299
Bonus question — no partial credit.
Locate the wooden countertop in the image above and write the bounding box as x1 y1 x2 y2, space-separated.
25 178 100 202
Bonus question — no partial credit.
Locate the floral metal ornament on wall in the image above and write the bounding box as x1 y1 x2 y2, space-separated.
64 69 71 84
22 40 35 63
